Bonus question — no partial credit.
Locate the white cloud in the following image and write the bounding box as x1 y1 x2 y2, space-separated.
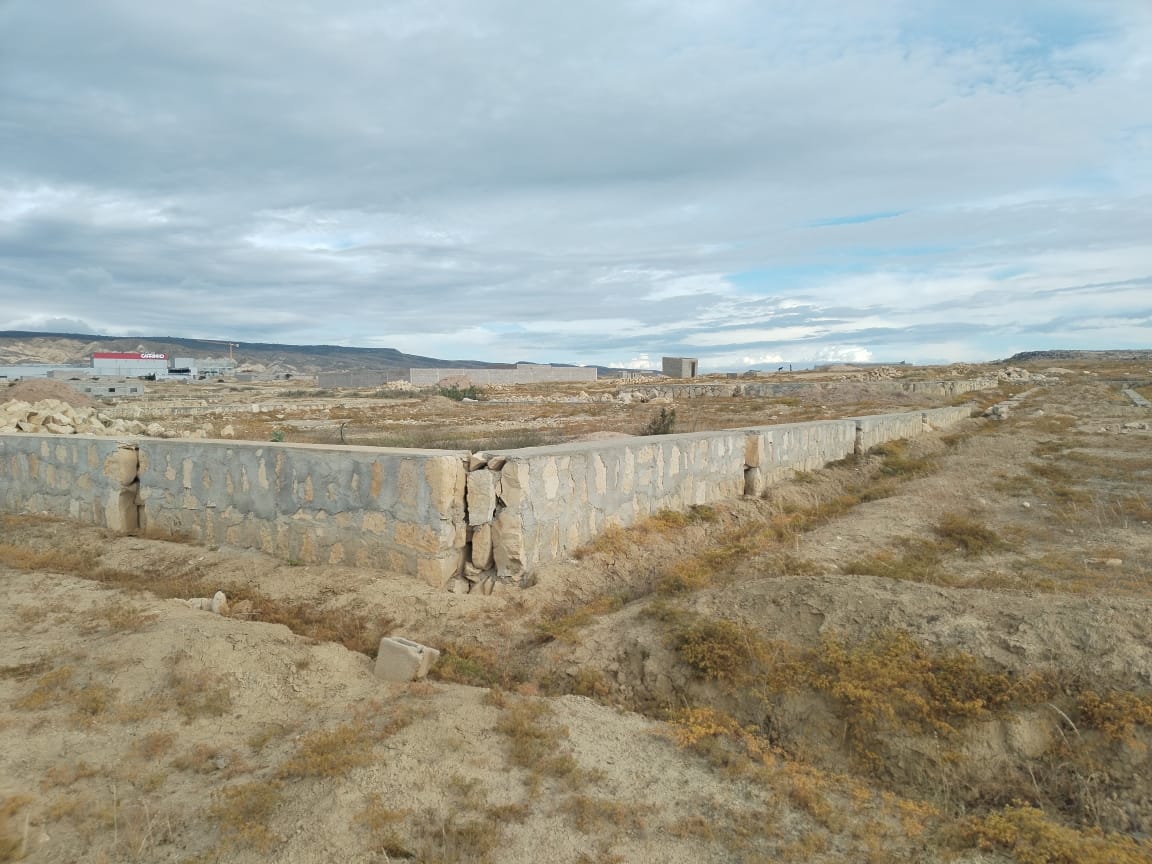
0 1 1147 362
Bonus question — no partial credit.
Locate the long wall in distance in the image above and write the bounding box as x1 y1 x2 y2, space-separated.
466 406 972 581
0 406 972 586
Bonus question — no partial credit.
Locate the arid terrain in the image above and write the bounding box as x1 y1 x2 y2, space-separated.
2 358 1152 863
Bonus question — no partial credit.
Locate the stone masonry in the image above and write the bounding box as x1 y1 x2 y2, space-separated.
0 406 971 586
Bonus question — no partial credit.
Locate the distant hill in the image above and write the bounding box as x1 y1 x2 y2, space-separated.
0 331 625 376
1004 349 1152 363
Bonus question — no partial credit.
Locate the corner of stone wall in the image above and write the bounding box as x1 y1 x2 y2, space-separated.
103 442 140 532
743 432 766 496
459 452 506 595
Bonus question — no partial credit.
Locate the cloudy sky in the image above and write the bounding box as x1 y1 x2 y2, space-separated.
1 1 1149 370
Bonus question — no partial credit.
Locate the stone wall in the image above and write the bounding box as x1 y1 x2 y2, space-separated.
136 440 468 584
467 406 973 582
410 364 598 386
467 431 748 580
620 376 998 401
0 435 139 532
0 406 972 587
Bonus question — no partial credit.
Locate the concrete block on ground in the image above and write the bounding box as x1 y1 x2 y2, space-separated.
374 637 441 682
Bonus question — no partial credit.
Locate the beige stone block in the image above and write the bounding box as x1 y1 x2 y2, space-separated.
398 460 420 504
426 456 467 515
591 454 608 495
498 461 525 507
471 523 493 569
466 468 497 525
491 513 525 579
744 467 764 497
103 446 138 488
395 521 450 555
417 552 464 588
745 434 766 468
542 458 560 500
362 511 388 534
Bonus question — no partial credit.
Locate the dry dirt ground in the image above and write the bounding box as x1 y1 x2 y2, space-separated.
2 362 1152 863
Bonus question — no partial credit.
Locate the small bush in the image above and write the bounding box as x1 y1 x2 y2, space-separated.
871 440 937 478
1076 690 1152 742
932 513 1003 556
437 384 485 401
965 803 1152 864
166 656 232 721
277 722 378 779
210 781 283 853
642 407 676 436
354 794 410 857
674 619 766 684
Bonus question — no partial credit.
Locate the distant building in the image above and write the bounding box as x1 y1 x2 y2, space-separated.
661 357 699 378
72 379 147 398
0 364 86 380
91 352 170 378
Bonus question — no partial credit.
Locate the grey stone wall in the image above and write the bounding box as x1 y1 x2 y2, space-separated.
475 406 973 581
471 431 748 580
621 376 998 401
136 440 469 585
409 365 598 386
0 406 972 586
0 435 139 531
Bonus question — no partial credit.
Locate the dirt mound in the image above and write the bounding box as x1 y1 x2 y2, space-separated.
3 378 97 409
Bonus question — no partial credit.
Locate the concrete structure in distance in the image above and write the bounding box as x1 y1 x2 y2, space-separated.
662 357 699 378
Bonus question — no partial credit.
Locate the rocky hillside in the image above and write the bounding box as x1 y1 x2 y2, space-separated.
0 331 505 376
1005 349 1152 363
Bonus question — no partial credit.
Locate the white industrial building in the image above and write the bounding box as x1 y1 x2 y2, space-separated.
91 352 171 378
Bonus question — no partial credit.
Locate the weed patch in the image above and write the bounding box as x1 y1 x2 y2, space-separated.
964 803 1152 864
0 796 31 863
165 654 232 721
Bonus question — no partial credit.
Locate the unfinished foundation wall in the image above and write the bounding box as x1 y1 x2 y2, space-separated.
0 406 972 587
136 440 469 584
478 406 973 582
467 431 749 581
0 434 139 532
620 376 999 401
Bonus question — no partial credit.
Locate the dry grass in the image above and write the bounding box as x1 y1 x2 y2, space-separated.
496 699 588 788
277 718 394 779
353 794 410 857
557 795 650 832
0 797 31 863
209 781 283 853
964 803 1152 864
165 654 232 722
16 665 117 720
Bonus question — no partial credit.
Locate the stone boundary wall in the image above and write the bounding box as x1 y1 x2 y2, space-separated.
316 370 407 388
410 365 598 386
0 407 972 587
466 406 973 582
620 376 998 401
0 435 468 585
0 435 139 532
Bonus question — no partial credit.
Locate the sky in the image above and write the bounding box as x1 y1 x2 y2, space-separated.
1 1 1150 371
